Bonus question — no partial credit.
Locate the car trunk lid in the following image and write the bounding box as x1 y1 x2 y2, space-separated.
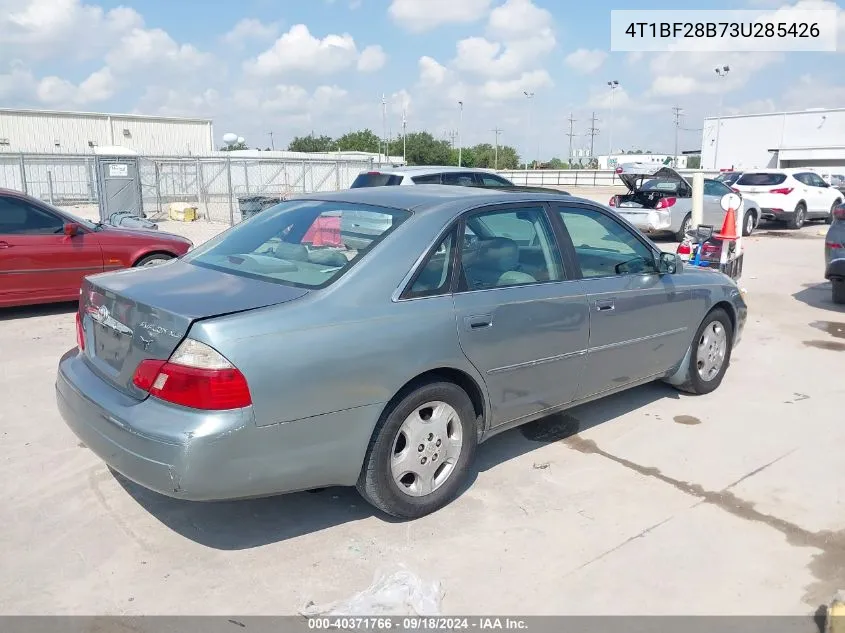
79 259 309 398
616 163 687 193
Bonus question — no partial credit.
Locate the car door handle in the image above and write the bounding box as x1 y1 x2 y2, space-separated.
465 314 493 330
594 299 615 312
0 241 10 249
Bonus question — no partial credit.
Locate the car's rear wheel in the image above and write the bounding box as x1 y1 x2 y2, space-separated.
675 214 692 241
787 203 806 229
742 210 755 236
134 253 174 267
674 308 734 395
832 279 845 304
357 381 477 519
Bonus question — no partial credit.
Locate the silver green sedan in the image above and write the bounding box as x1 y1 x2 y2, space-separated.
56 186 747 519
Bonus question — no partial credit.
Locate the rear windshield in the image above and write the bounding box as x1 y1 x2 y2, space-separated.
184 200 410 288
350 173 404 187
736 173 787 186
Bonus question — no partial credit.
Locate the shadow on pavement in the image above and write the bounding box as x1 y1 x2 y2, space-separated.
793 282 845 313
116 381 680 550
0 301 77 322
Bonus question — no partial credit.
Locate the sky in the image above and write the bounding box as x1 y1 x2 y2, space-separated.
0 0 844 162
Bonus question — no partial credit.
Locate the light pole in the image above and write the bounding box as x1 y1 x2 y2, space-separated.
457 101 463 167
381 93 387 166
523 91 534 168
607 80 619 156
402 108 407 165
713 65 730 169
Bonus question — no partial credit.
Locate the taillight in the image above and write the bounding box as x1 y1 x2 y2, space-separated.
655 197 676 209
833 205 845 220
75 312 85 351
676 242 691 261
769 187 793 194
608 196 616 207
132 339 252 410
701 242 721 256
826 242 844 249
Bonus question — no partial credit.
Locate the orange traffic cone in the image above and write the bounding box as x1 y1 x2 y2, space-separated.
715 206 738 240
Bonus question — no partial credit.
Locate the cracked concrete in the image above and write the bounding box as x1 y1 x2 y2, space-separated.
0 215 842 617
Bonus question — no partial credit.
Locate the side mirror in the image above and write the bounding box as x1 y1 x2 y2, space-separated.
659 251 682 274
63 223 80 237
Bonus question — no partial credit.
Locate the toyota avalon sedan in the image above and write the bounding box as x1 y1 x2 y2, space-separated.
56 185 747 519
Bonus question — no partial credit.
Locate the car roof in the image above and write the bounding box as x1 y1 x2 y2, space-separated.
740 168 818 174
289 184 581 213
360 165 496 175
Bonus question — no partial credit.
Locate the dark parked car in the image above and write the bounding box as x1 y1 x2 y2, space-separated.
825 202 845 304
0 188 192 308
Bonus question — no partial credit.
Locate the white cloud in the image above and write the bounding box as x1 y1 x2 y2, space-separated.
0 0 143 61
418 56 449 85
782 74 845 109
357 45 387 72
388 0 492 32
487 0 553 41
106 27 210 72
223 18 281 45
245 24 382 76
564 49 607 73
36 67 115 105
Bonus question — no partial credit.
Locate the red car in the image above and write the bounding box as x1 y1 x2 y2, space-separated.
0 188 193 308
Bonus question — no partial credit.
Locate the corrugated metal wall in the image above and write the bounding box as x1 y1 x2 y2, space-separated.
0 110 213 155
701 109 845 171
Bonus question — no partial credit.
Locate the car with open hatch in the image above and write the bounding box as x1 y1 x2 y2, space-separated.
0 188 193 308
609 163 762 240
56 185 747 519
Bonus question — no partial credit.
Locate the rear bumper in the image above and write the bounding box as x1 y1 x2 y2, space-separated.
825 257 845 280
56 349 382 501
759 207 794 220
615 209 672 233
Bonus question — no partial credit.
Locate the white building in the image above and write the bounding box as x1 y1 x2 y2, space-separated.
599 154 688 170
0 108 214 155
701 107 845 171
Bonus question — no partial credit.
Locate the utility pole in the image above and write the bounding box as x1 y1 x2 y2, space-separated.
587 112 600 161
381 93 387 166
268 131 275 151
402 108 407 165
457 101 463 167
492 127 503 169
672 106 683 167
566 113 577 166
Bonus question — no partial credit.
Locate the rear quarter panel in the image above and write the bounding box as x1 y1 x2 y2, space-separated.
96 230 191 268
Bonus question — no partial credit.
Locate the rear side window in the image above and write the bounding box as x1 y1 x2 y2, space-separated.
442 172 477 186
411 174 442 184
350 173 404 188
478 174 513 186
736 173 787 186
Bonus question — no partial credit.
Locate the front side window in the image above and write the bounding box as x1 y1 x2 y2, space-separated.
478 174 512 186
443 172 476 186
0 197 65 235
558 206 658 278
704 180 731 197
185 200 410 288
460 207 562 290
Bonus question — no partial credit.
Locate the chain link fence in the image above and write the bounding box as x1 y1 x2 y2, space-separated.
0 153 374 225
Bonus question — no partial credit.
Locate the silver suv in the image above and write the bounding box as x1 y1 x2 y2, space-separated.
350 166 514 188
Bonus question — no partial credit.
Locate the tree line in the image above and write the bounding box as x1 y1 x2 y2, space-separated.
221 128 701 169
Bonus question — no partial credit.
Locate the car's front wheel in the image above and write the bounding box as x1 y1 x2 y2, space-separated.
134 253 174 267
357 380 478 519
674 308 734 395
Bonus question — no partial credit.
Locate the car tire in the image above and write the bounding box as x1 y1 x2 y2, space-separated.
134 253 174 267
787 203 806 229
827 200 842 225
675 214 692 242
357 380 478 519
742 210 755 236
833 279 845 304
674 308 734 396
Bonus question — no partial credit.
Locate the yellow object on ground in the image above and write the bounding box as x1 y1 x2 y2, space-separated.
827 591 845 633
168 202 198 222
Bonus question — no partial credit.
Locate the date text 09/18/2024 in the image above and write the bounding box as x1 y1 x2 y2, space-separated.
306 617 528 630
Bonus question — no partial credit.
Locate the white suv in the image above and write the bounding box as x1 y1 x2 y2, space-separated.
350 166 514 188
733 169 843 229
